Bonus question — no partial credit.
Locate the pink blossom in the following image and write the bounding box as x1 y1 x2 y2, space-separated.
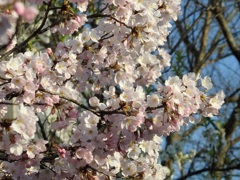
209 91 225 109
44 96 54 106
75 148 93 164
147 94 161 107
122 160 137 177
10 143 23 156
11 76 26 89
24 81 38 93
89 96 100 107
14 2 25 16
69 108 78 118
22 6 39 23
23 91 35 104
58 147 67 158
51 95 59 103
51 120 68 130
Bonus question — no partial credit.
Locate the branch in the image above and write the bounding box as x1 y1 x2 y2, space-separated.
38 88 99 117
169 10 204 55
211 2 240 63
176 164 240 180
224 98 240 141
224 86 240 103
0 153 59 163
195 8 212 72
232 137 240 146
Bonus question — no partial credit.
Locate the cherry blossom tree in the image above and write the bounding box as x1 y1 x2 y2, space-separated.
0 0 225 179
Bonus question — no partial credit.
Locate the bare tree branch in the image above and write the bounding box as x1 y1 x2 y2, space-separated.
176 163 240 180
211 0 240 63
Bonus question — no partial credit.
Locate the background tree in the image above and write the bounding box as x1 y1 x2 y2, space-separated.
162 0 240 179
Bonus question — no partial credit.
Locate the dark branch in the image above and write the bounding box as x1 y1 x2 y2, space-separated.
176 164 240 180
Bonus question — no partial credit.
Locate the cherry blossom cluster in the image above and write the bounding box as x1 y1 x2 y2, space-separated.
0 0 224 179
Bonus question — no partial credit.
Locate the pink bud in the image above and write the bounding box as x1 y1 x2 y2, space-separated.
25 161 32 168
14 2 25 16
69 109 78 118
75 15 81 24
58 147 66 158
51 95 59 104
58 147 63 154
57 147 63 153
22 6 39 23
47 48 53 55
61 149 66 154
61 153 66 158
44 96 53 106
